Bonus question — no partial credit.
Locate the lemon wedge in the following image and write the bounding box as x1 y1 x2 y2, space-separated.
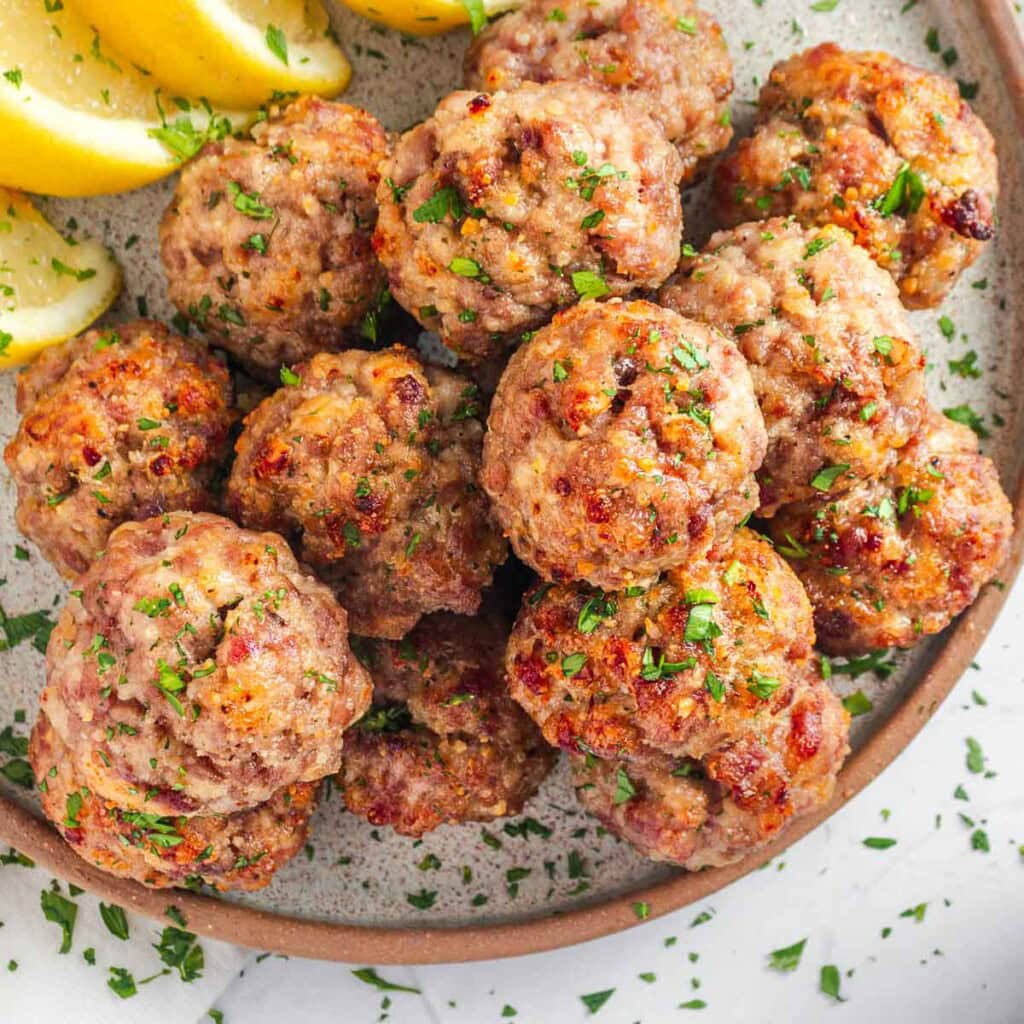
338 0 519 36
0 188 122 369
71 0 351 109
0 0 246 196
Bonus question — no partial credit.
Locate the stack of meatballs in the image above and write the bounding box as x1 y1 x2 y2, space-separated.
6 0 1013 892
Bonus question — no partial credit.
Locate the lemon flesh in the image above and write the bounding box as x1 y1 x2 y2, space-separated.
72 0 351 109
0 0 247 196
0 189 122 370
338 0 519 36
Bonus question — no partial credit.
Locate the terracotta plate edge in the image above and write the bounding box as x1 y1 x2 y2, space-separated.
0 0 1022 965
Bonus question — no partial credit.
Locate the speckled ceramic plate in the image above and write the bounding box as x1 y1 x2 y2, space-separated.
1 0 1022 965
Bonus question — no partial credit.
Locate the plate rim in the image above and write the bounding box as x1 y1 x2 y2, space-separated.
1 0 1022 966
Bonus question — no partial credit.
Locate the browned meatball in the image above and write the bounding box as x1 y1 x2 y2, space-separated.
482 300 766 588
3 320 235 580
338 613 555 836
464 0 733 185
373 82 684 360
570 666 848 869
160 97 391 379
768 407 1013 655
659 219 926 514
41 512 372 817
30 711 316 892
226 346 507 638
714 44 998 308
506 528 817 764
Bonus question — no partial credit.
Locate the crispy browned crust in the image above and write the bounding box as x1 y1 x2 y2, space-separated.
226 345 507 638
713 43 998 308
30 711 316 892
160 96 391 378
570 665 848 869
464 0 733 185
339 613 555 837
373 82 683 360
505 528 816 763
659 219 926 514
3 320 235 580
768 406 1014 654
41 511 371 816
482 300 766 588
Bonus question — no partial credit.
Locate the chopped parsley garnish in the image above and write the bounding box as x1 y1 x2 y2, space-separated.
613 767 636 805
828 649 895 679
449 256 484 279
561 652 586 677
155 925 204 981
841 690 874 716
40 888 77 954
414 186 464 223
227 181 274 220
99 903 129 941
640 647 695 681
943 403 990 439
965 736 985 774
767 937 807 972
265 24 288 65
357 705 412 733
460 0 488 33
874 162 925 218
947 350 981 379
862 836 897 849
154 658 186 716
572 270 609 301
579 989 615 1015
810 463 849 492
350 968 421 994
747 671 780 699
406 889 437 910
577 594 616 634
819 964 844 1001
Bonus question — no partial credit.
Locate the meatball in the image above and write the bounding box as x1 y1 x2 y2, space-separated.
3 320 235 580
373 82 684 360
41 512 372 816
714 44 998 308
768 407 1013 655
570 666 848 869
226 346 507 638
338 613 555 836
482 300 766 588
506 528 817 764
160 96 391 379
659 219 926 514
464 0 733 185
30 711 316 892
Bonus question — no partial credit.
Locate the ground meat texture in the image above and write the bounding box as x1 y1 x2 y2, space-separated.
338 612 555 836
570 667 848 869
160 97 390 379
506 528 817 764
463 0 733 186
30 712 316 892
373 82 684 361
659 219 926 514
482 300 766 588
768 406 1013 655
40 512 372 817
3 320 235 580
713 44 998 308
226 346 507 639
